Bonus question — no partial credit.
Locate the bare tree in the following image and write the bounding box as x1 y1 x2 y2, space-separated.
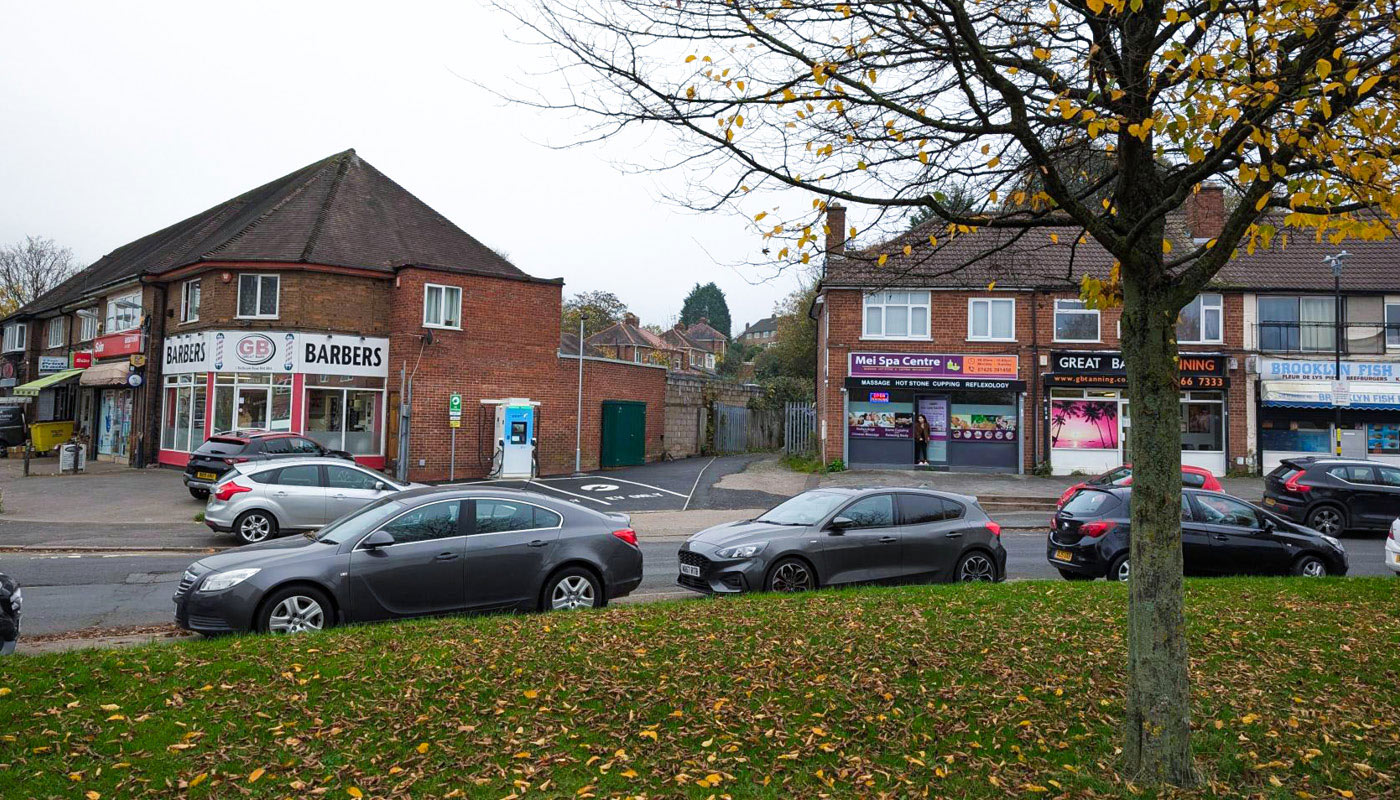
500 0 1400 785
0 236 79 314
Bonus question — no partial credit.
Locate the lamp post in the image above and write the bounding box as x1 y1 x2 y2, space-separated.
1323 251 1350 456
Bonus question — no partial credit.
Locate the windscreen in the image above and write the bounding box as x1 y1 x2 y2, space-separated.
194 438 246 456
316 500 407 544
756 491 850 526
1061 490 1121 518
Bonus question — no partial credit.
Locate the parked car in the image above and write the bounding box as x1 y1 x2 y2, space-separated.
1056 463 1222 508
1387 518 1400 576
183 432 354 500
677 487 1005 595
0 404 27 452
1048 486 1348 581
174 487 643 635
1262 457 1400 535
204 458 422 544
0 572 20 655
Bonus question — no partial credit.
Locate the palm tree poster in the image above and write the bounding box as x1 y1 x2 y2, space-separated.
1050 399 1119 449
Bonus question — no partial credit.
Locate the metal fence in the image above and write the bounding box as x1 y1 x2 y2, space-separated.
712 403 785 454
784 402 816 455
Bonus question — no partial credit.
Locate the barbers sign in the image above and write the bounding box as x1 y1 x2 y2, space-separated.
163 330 389 378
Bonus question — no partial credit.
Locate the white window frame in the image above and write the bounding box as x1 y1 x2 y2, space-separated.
863 290 932 340
422 283 462 330
46 317 66 349
967 297 1016 341
1053 298 1101 343
79 310 98 342
181 279 201 323
236 274 279 319
1177 293 1223 344
2 323 26 353
1386 301 1400 349
105 290 142 333
706 353 716 370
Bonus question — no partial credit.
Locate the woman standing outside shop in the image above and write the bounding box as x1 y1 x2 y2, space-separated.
914 413 931 466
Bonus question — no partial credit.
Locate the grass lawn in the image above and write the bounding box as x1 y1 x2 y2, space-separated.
2 579 1397 799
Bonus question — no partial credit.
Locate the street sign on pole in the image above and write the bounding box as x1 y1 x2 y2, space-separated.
1330 380 1351 407
449 392 463 428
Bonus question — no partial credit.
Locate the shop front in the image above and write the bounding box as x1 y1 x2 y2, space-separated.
158 330 389 468
1257 357 1400 472
843 352 1024 472
1045 351 1229 476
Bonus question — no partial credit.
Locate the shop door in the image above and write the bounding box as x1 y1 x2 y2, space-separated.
98 390 132 458
915 396 949 466
601 401 646 467
235 387 270 431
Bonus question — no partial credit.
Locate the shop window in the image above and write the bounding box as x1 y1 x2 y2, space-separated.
863 291 930 339
1259 418 1330 453
423 283 462 329
46 317 66 349
105 291 142 332
1369 423 1400 455
1258 296 1334 352
306 383 383 455
161 373 208 452
1053 299 1100 342
1176 293 1222 344
1180 392 1223 452
181 280 201 323
79 310 97 341
2 323 26 353
236 274 279 319
1050 392 1119 449
211 373 289 434
968 298 1015 341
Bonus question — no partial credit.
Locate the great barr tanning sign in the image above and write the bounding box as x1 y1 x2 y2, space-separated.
163 331 388 378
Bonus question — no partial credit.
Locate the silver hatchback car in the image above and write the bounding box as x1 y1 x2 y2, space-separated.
205 458 422 544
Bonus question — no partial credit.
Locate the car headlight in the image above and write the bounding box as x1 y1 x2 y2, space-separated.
716 542 768 559
197 568 261 593
1321 534 1342 549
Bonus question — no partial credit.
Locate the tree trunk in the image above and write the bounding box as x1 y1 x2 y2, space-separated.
1118 252 1199 786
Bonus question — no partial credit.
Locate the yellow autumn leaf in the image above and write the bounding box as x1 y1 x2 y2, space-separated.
1358 74 1381 94
249 768 265 783
100 704 120 711
85 793 100 800
877 253 889 266
987 156 1001 168
621 768 639 779
347 789 364 799
902 245 912 256
522 689 539 699
1162 239 1173 253
1316 59 1332 79
417 742 430 754
685 55 696 63
987 281 997 290
0 688 10 696
639 729 659 741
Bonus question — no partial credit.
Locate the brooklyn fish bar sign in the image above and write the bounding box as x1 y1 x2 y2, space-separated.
1048 351 1228 389
162 330 389 378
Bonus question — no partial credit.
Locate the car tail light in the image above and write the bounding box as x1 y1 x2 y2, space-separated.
223 457 249 465
985 521 1002 537
611 528 639 547
214 481 252 502
1080 520 1117 538
1284 472 1311 493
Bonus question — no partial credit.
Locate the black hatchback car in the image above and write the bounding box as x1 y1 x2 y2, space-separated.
1048 487 1348 581
1262 457 1400 536
183 432 353 499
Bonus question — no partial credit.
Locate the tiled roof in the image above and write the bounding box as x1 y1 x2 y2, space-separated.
558 332 605 358
685 320 727 342
660 326 703 350
586 320 668 350
741 316 779 335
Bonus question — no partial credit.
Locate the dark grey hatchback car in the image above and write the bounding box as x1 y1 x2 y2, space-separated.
175 487 642 635
677 487 1006 595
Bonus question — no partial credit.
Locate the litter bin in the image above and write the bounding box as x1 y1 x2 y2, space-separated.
29 421 75 452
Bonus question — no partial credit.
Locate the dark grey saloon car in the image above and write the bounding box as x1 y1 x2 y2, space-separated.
677 487 1006 595
174 487 642 635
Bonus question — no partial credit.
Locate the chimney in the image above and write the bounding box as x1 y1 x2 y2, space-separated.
674 321 685 331
1186 183 1224 240
826 203 846 255
698 316 709 326
623 312 639 327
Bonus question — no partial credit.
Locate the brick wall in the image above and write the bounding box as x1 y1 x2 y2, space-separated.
158 267 391 336
664 374 764 458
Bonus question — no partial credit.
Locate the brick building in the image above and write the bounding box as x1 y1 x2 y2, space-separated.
813 189 1400 476
0 150 666 479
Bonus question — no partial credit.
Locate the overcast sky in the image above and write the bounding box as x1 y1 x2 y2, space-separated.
0 1 811 332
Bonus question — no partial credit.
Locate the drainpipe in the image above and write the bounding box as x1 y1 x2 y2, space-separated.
1029 289 1040 470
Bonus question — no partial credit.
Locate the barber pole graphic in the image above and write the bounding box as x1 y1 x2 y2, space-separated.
214 332 225 370
284 333 295 371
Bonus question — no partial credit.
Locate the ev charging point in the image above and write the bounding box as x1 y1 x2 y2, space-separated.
482 398 539 479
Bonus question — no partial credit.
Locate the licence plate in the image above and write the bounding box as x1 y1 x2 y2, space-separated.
196 471 217 481
1053 549 1074 563
1263 497 1275 506
679 564 701 578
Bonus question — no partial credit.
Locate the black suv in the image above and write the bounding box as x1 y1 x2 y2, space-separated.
1048 486 1348 581
1262 457 1400 535
183 432 352 499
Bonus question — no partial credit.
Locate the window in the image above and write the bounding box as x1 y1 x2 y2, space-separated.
1177 293 1222 344
79 310 97 341
46 317 66 349
306 384 382 455
1387 303 1400 348
181 280 201 323
105 291 142 332
236 274 279 318
261 437 294 455
160 373 208 452
271 465 322 487
1326 465 1375 484
1260 418 1330 453
1368 423 1400 454
706 353 715 370
1180 391 1224 452
863 291 930 339
1377 466 1400 487
1061 490 1120 517
327 465 384 491
474 499 560 534
1192 495 1260 528
1053 299 1100 342
1180 495 1194 521
379 500 461 544
2 323 25 353
968 298 1015 341
898 493 961 524
837 494 895 528
289 437 323 455
1258 296 1334 352
422 283 462 329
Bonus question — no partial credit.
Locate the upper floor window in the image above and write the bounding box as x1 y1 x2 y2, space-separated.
2 323 26 353
1387 302 1400 349
968 298 1015 341
79 309 98 341
422 283 461 329
1258 296 1335 352
1177 293 1223 344
706 353 715 370
181 279 201 323
1053 299 1100 342
105 291 142 333
237 274 279 319
864 291 930 339
46 317 66 349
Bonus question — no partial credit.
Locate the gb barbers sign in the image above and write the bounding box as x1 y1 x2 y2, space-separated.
163 330 389 378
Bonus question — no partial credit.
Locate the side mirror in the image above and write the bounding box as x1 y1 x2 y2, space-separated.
373 481 391 492
828 516 855 533
331 450 354 460
361 530 396 550
1260 516 1276 534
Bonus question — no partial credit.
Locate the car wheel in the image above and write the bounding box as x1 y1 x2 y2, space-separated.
259 586 332 634
1306 506 1345 536
234 511 278 544
1292 554 1329 577
1108 554 1130 583
1057 568 1094 581
956 551 997 582
765 557 816 593
189 487 210 501
542 567 602 611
